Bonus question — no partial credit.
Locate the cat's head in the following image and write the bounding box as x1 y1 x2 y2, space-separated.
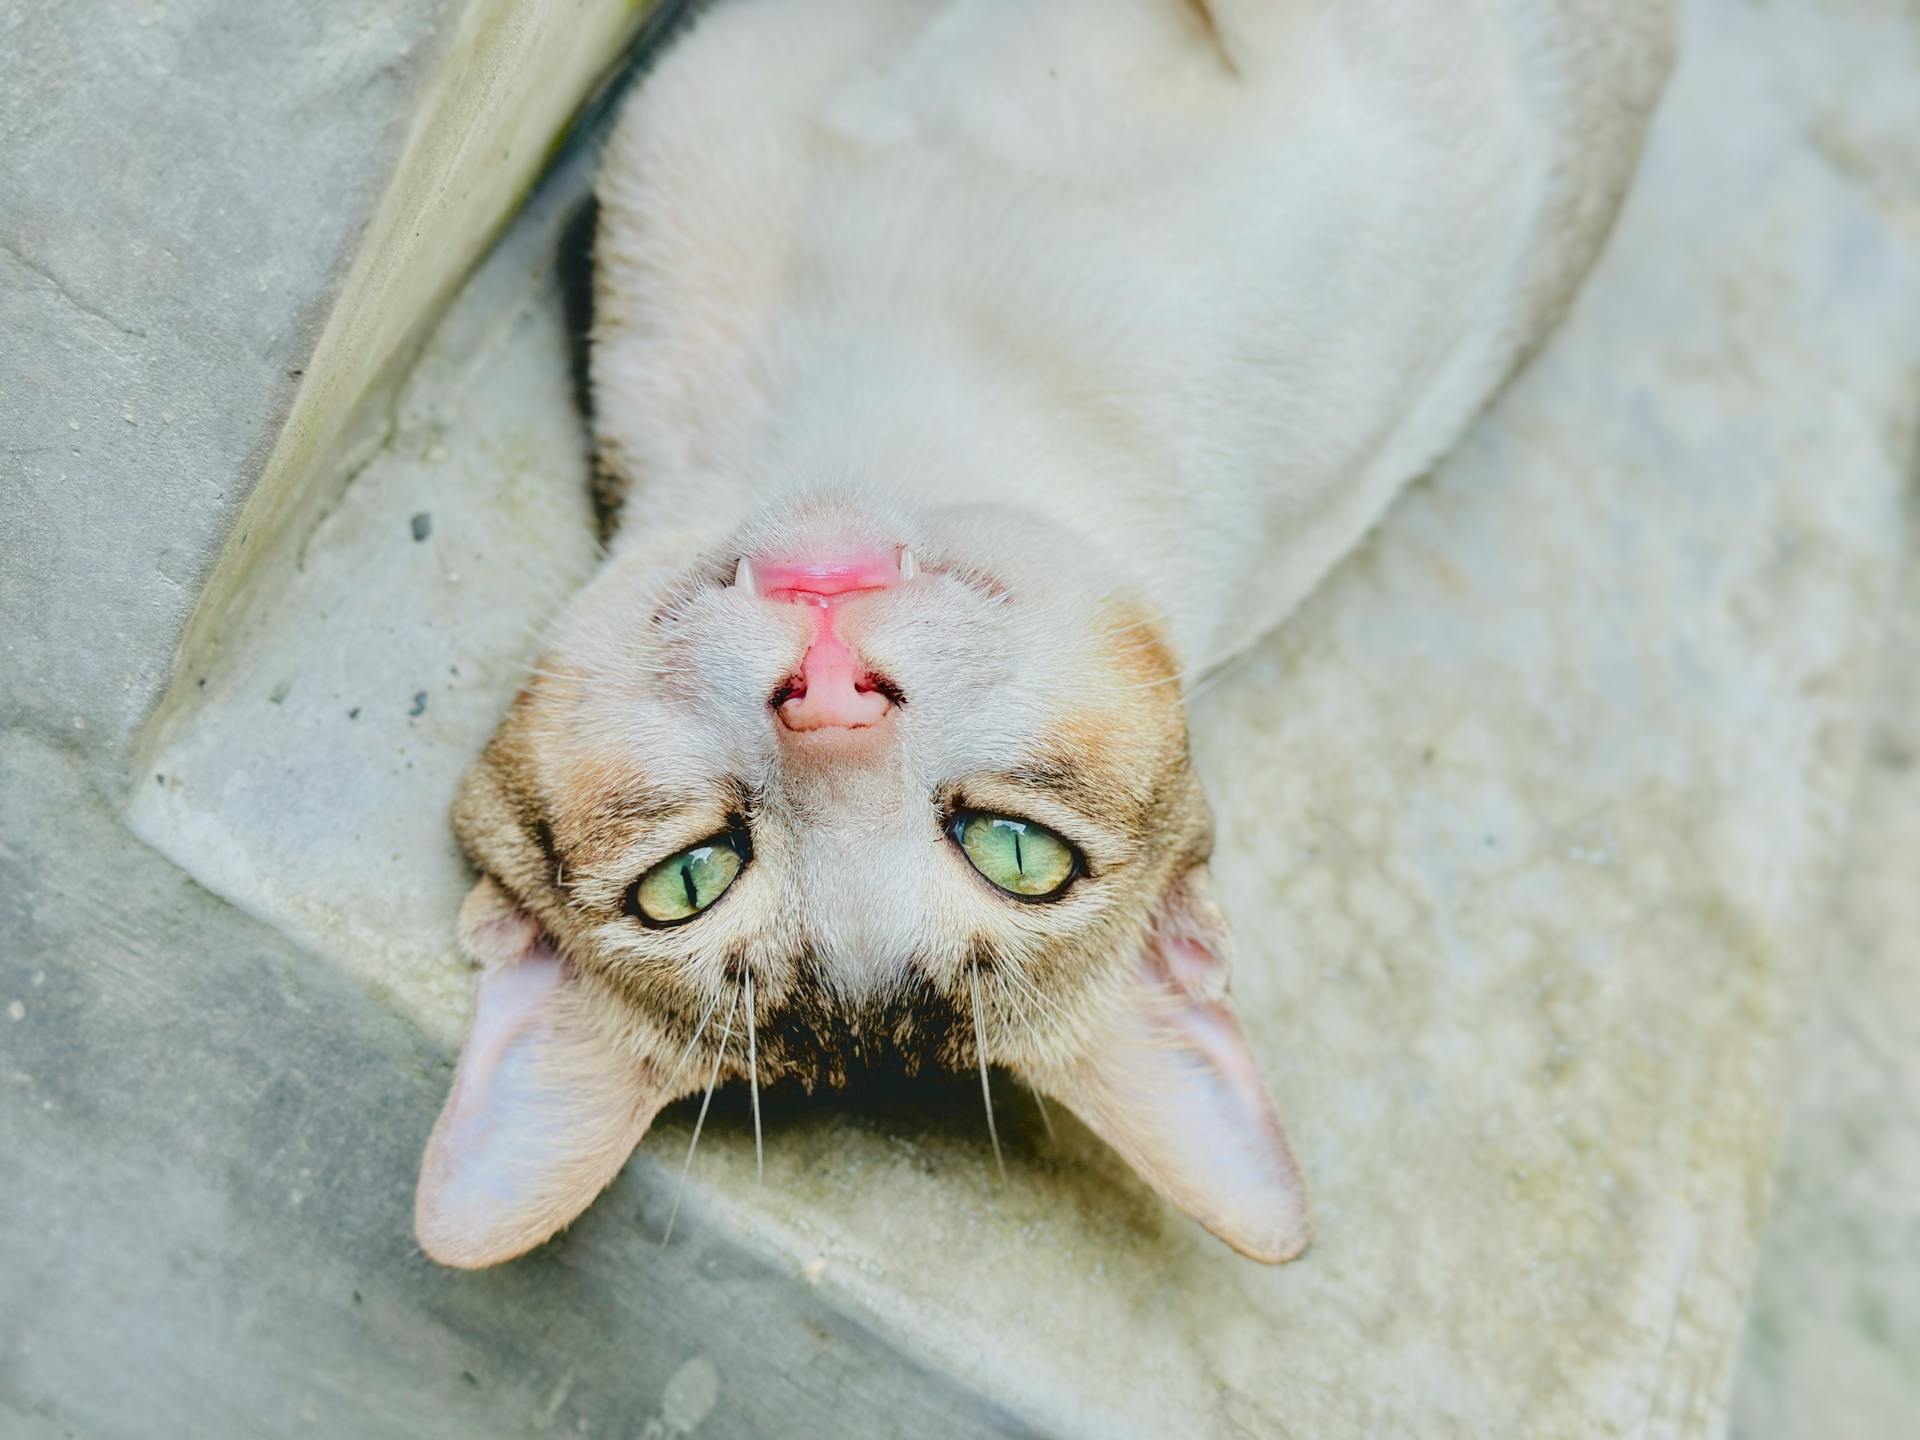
415 490 1308 1268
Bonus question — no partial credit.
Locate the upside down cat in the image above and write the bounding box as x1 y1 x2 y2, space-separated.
416 0 1674 1268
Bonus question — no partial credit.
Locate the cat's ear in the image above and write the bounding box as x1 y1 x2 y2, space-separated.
415 878 680 1268
1020 868 1311 1263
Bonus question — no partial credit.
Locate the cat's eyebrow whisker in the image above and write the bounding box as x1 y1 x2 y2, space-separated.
975 965 1077 1143
1093 616 1167 643
985 954 1073 1031
969 962 1008 1185
1029 1085 1058 1145
662 989 737 1247
990 983 1067 1059
668 984 725 1084
743 966 763 1185
1081 669 1200 696
1184 652 1255 705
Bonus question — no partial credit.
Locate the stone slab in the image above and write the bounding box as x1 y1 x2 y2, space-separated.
0 732 1028 1439
1730 512 1920 1440
1727 7 1920 1429
0 0 655 780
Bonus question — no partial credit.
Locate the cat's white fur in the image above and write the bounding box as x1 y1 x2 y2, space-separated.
594 0 1673 667
416 0 1675 1270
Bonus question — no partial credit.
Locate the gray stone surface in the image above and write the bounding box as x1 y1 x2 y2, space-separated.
5 0 1919 1435
1725 6 1920 1433
124 122 610 1039
1730 511 1920 1440
3 0 441 758
0 0 651 781
0 732 1029 1438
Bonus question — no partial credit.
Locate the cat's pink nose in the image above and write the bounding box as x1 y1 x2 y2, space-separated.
744 547 912 733
773 622 894 731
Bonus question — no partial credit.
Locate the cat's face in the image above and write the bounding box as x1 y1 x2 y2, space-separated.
415 491 1308 1269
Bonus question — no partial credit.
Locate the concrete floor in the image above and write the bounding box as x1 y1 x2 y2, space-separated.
0 730 1028 1439
1730 504 1920 1440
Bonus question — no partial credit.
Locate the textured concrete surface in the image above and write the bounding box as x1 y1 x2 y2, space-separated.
0 734 1029 1438
1730 512 1920 1440
1 0 652 782
129 121 611 1042
1725 6 1920 1433
6 0 1919 1435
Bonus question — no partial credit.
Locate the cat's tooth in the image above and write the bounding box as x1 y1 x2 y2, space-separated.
898 546 919 581
733 555 756 592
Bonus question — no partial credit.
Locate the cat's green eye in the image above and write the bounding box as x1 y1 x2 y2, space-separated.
951 811 1079 899
629 833 747 926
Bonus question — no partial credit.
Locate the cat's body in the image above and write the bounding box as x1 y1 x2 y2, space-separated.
593 0 1673 668
417 0 1675 1269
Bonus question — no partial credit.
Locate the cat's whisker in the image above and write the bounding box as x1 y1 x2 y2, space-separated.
1093 616 1168 643
1185 651 1256 705
668 985 725 1084
1060 670 1184 701
744 966 763 1185
997 983 1063 1055
991 957 1073 1033
506 617 560 647
512 647 664 677
662 988 738 1247
1082 669 1200 695
969 962 1007 1185
976 965 1077 1122
1029 1086 1058 1145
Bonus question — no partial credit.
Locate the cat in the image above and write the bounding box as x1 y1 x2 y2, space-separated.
416 0 1675 1269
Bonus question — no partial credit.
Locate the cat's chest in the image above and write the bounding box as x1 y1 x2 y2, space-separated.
815 0 1236 180
600 0 1548 665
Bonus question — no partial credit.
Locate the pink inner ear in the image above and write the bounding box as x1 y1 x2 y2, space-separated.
1021 891 1311 1264
1149 936 1277 1128
430 950 566 1209
1123 966 1311 1262
1160 931 1219 993
416 940 672 1269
